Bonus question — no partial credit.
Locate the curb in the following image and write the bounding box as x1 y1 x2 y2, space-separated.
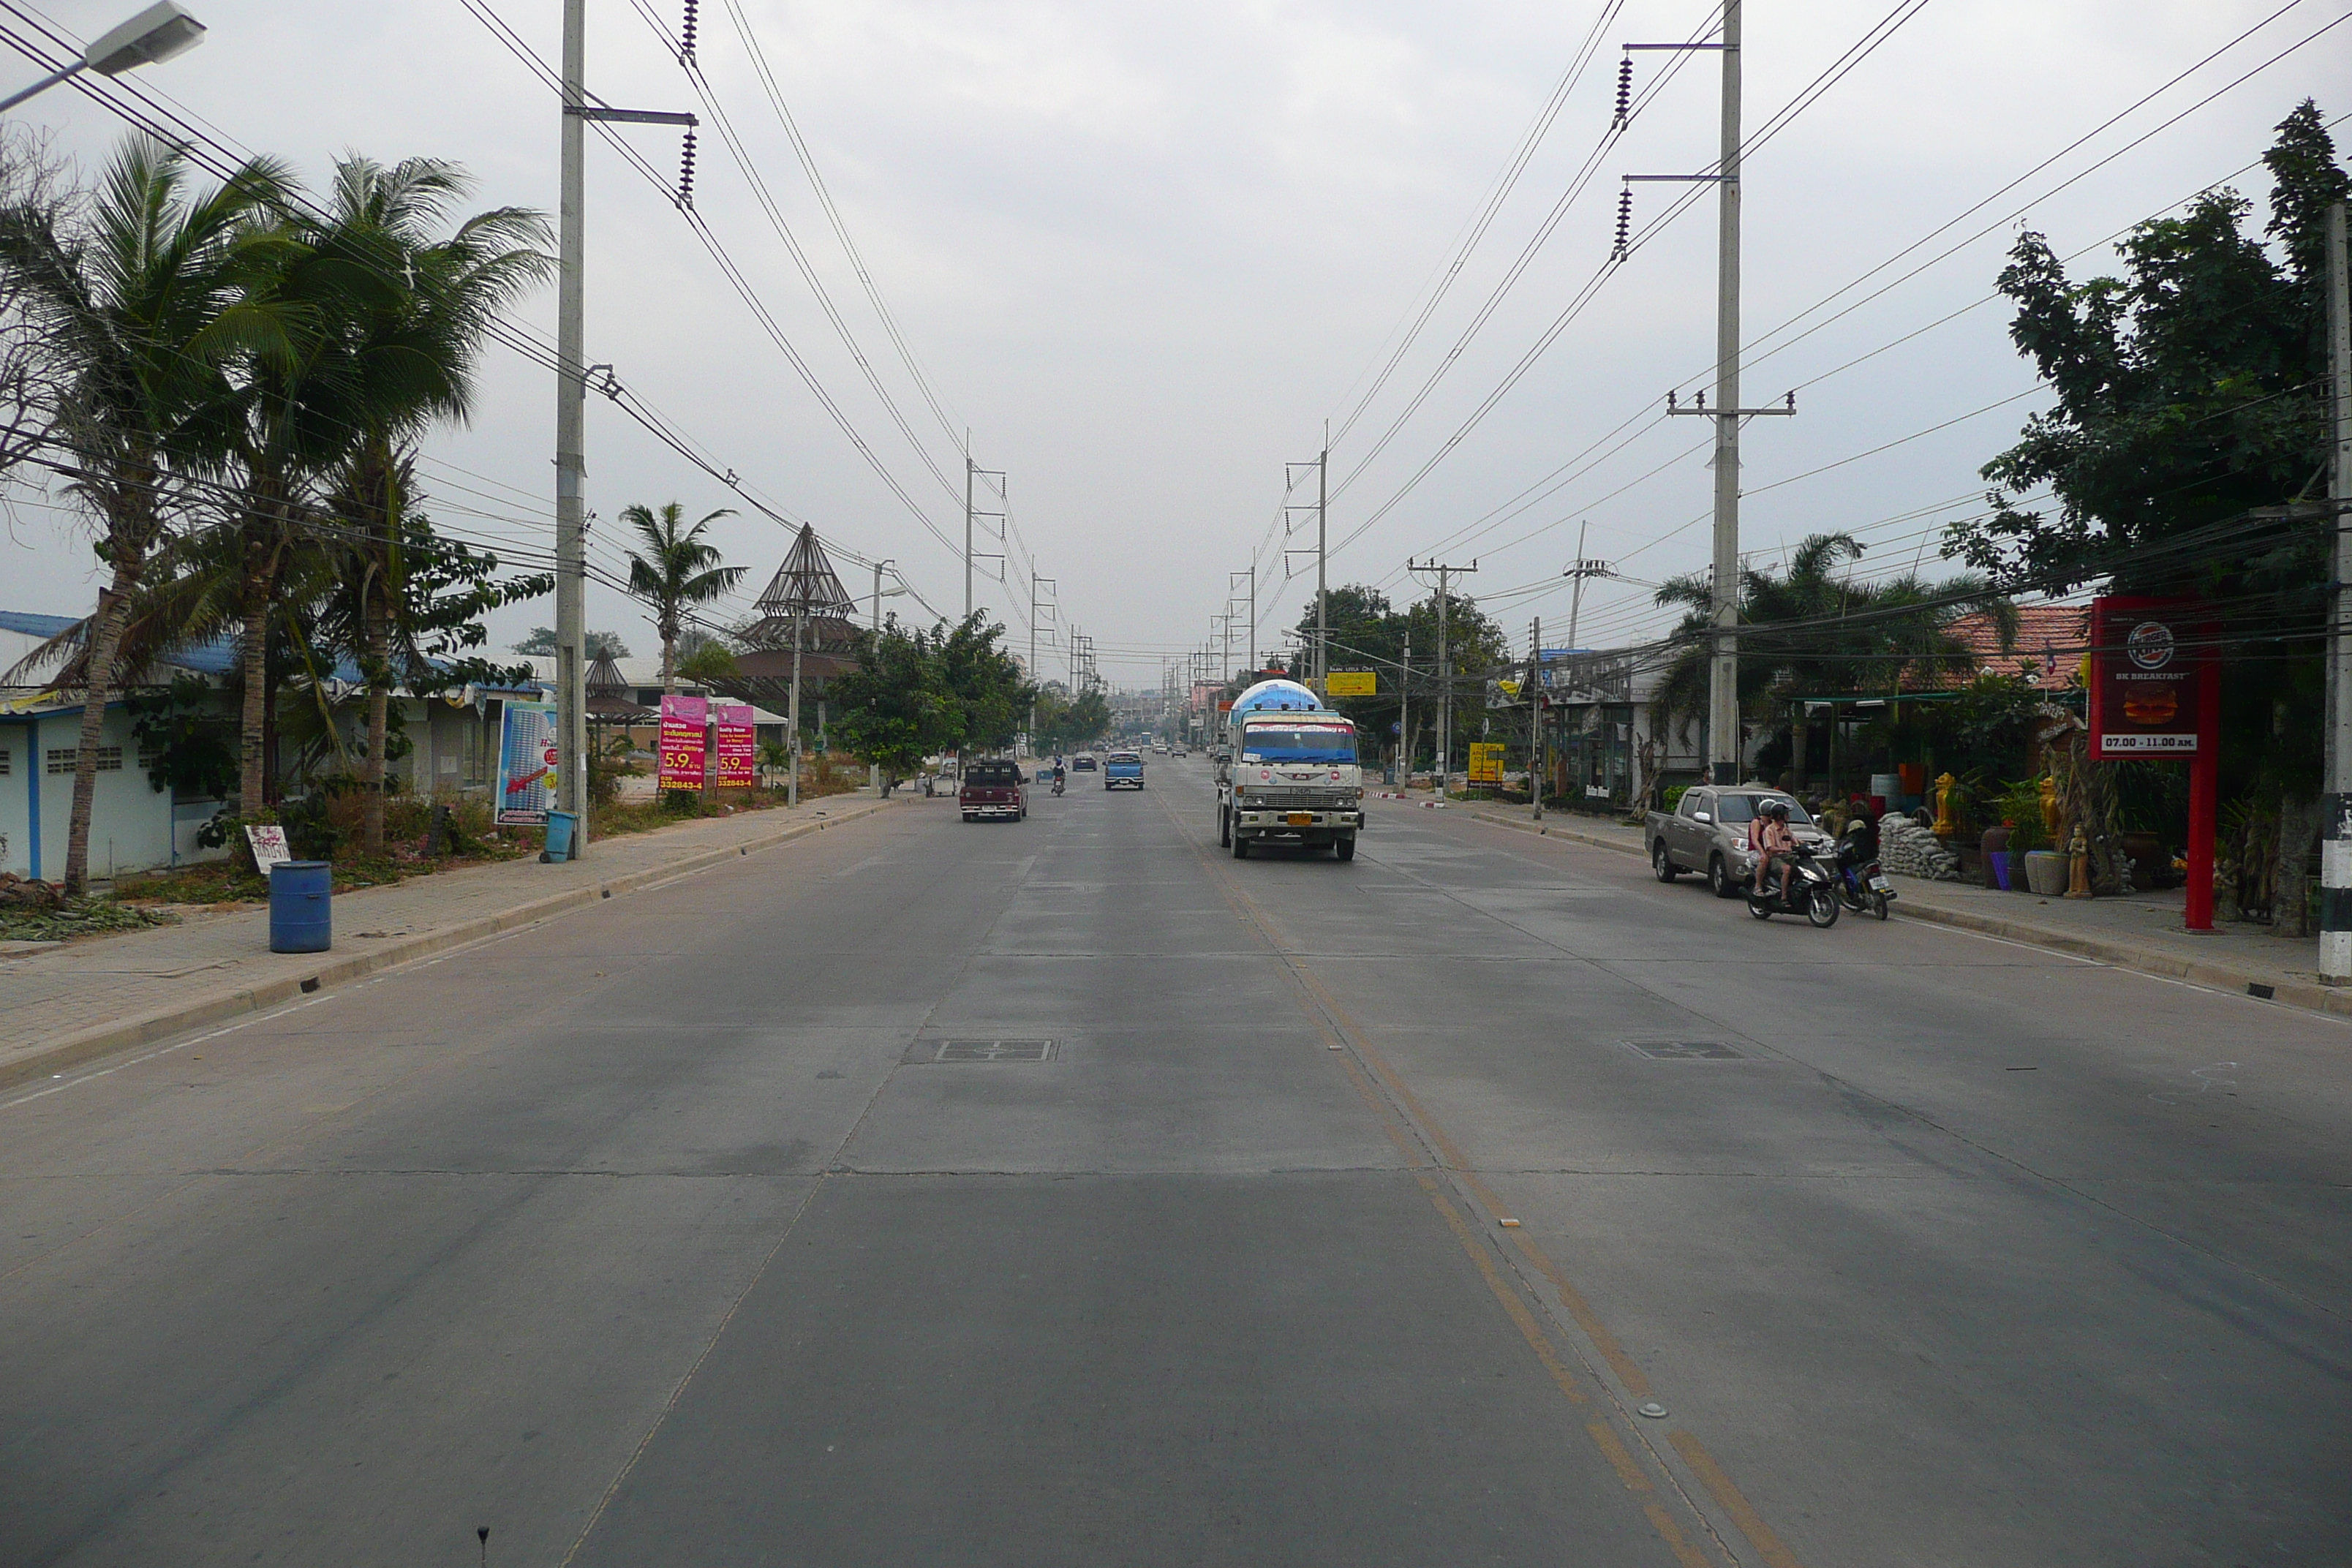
1457 806 2351 1022
2 798 895 1091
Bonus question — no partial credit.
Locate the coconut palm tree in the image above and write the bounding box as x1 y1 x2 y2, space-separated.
1651 532 2016 766
622 502 743 693
311 156 551 851
0 138 295 893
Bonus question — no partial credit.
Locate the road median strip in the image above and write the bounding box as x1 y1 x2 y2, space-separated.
3 799 894 1090
1453 804 2349 1023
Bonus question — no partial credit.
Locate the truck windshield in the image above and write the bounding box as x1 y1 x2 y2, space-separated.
1241 728 1357 764
1716 794 1811 826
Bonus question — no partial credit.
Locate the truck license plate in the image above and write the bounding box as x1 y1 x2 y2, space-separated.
1286 812 1313 826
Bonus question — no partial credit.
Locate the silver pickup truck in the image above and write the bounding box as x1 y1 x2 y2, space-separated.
1647 785 1831 897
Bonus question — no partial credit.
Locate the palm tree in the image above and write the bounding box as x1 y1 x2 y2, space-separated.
0 138 294 893
622 502 743 693
312 156 550 852
1651 532 2015 774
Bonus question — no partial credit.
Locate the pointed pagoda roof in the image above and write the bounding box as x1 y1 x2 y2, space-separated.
744 524 859 649
585 648 653 721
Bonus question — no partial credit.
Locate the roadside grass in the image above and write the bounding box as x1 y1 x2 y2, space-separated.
0 897 176 943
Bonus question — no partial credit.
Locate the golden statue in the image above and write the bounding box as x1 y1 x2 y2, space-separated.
2039 775 2063 841
1932 772 1957 836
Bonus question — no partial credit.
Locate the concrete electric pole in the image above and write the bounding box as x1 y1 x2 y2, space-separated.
551 0 696 855
1409 559 1477 796
2323 202 2352 982
1530 616 1543 823
1627 1 1791 785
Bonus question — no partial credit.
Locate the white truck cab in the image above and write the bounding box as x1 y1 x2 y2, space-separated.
1213 679 1365 862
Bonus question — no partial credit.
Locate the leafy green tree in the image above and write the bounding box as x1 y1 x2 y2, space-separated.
829 616 954 785
513 626 628 657
622 500 743 693
1947 98 2347 811
0 137 294 892
1287 584 1509 769
935 611 1034 752
676 639 739 687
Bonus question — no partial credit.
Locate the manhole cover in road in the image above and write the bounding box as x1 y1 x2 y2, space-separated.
913 1039 1058 1063
1622 1040 1747 1060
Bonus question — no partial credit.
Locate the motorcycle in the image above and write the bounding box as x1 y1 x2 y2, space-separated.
1832 828 1893 920
1051 776 1066 796
1744 844 1842 927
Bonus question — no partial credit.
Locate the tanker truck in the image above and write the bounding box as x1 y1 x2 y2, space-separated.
1213 678 1365 862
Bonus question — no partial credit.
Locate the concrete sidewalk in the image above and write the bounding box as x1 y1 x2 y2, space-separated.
0 794 900 1088
1438 797 2350 1023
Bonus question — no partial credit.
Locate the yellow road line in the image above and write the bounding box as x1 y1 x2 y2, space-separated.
1586 1419 1651 1491
1645 1503 1720 1568
1670 1431 1809 1568
1512 1234 1656 1399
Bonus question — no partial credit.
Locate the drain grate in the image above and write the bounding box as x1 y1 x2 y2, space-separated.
911 1038 1058 1063
1623 1039 1747 1060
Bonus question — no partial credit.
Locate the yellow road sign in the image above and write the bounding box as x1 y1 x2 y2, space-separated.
1468 742 1506 783
1326 669 1377 697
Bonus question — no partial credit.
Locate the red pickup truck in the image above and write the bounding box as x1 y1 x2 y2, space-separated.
958 760 1028 823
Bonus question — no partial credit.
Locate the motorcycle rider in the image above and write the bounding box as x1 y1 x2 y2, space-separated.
1750 796 1799 903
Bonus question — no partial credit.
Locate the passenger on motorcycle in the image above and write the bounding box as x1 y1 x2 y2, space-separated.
1750 797 1798 902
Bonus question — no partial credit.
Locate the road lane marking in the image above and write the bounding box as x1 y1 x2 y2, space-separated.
1670 1431 1808 1568
1513 1235 1656 1399
1153 784 1749 1568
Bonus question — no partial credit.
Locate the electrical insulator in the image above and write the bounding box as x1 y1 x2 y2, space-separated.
678 129 697 208
1613 186 1632 259
1613 56 1632 128
681 0 697 59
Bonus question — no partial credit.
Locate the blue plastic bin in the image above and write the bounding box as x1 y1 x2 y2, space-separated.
268 860 333 954
543 810 579 863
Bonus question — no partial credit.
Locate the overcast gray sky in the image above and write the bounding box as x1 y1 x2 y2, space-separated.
4 0 2345 685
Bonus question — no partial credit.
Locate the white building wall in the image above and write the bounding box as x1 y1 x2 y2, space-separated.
2 706 178 881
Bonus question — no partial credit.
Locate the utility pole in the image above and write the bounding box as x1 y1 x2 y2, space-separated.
1398 631 1411 785
550 4 696 854
1629 1 1792 785
1531 616 1543 822
1029 573 1055 752
553 0 589 851
964 435 974 622
2323 200 2352 982
868 559 892 794
1316 426 1329 687
1231 568 1256 675
788 595 804 809
1409 559 1477 796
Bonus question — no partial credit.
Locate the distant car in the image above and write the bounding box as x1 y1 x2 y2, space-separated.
1152 744 1168 755
1104 750 1145 790
959 760 1028 822
1071 755 1098 772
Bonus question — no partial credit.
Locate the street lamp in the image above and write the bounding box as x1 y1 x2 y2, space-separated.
0 3 206 113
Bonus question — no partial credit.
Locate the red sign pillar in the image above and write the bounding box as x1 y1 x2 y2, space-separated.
2089 598 2219 930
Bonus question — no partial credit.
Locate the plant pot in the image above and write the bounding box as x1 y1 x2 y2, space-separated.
1986 850 2012 892
2023 849 2069 897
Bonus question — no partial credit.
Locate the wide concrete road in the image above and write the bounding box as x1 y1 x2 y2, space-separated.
1 766 2345 1566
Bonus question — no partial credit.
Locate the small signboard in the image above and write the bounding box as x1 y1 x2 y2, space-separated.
1468 742 1506 783
244 823 290 872
1326 669 1377 697
2089 598 2209 758
657 693 709 791
713 703 755 788
494 698 560 825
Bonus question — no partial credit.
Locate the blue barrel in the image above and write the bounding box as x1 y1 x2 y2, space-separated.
543 810 579 863
268 860 333 954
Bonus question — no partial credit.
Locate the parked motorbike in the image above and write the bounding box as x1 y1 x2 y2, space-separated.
1744 845 1842 927
1832 828 1893 920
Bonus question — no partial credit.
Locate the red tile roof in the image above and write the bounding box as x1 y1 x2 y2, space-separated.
1915 605 2087 691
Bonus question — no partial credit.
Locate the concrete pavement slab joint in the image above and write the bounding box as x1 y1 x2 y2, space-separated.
0 799 894 1092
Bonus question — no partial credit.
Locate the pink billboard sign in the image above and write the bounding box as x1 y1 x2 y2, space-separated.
714 704 755 788
657 693 709 791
